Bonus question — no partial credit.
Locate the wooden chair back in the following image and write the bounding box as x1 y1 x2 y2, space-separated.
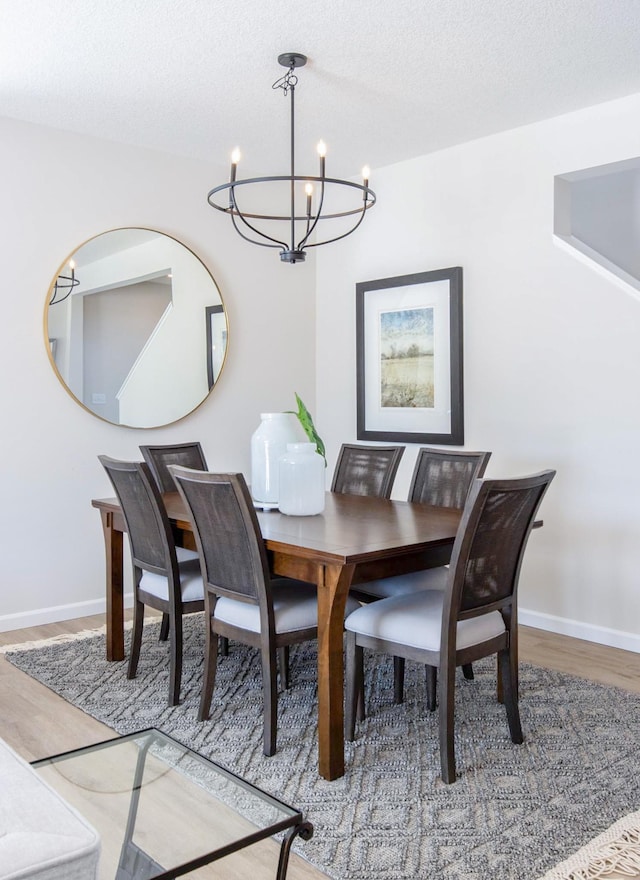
139 442 207 493
98 455 176 577
331 444 404 498
408 448 491 508
444 470 555 631
169 467 271 609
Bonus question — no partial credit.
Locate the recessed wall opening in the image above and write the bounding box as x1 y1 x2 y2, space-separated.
554 157 640 292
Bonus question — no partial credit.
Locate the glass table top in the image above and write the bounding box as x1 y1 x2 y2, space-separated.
32 728 304 880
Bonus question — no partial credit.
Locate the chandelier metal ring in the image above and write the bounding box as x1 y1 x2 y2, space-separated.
208 176 376 224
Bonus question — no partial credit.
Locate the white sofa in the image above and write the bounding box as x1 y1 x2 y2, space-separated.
0 738 100 880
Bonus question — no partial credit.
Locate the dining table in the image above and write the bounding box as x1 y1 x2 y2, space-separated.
91 490 461 780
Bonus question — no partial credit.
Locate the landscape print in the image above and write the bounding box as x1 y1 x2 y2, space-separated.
379 306 434 408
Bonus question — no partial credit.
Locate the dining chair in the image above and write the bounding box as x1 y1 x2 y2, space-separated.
139 442 209 645
344 469 555 783
169 465 360 756
98 455 205 706
331 443 404 499
349 448 491 699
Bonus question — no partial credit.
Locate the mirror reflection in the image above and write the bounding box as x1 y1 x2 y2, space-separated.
45 228 228 428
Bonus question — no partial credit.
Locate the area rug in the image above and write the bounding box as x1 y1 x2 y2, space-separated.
5 617 640 880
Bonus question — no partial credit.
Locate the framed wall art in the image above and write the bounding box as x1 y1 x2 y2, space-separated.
356 267 463 445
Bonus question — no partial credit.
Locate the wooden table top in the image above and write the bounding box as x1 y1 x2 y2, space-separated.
93 491 462 564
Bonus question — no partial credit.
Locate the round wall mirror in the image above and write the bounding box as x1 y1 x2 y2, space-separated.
44 228 228 428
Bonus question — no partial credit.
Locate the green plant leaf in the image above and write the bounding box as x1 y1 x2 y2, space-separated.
287 392 327 464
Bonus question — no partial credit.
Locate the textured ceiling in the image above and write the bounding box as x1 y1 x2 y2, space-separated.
2 0 640 178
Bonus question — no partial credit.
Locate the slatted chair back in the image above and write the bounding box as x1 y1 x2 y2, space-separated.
408 448 491 509
139 442 208 494
445 471 555 627
331 444 404 498
99 455 175 576
169 467 271 607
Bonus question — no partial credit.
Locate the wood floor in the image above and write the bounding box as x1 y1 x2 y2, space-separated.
1 616 639 879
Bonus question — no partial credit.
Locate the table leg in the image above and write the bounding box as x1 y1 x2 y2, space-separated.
316 562 355 781
99 509 125 661
276 821 314 880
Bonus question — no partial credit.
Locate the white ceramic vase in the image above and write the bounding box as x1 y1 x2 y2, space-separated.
278 442 326 516
250 413 300 505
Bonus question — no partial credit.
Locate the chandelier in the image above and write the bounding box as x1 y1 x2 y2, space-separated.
49 260 79 305
207 53 376 264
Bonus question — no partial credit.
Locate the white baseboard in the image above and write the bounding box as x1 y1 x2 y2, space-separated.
0 595 134 634
520 607 640 654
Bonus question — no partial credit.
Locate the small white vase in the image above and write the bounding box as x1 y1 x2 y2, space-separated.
250 413 301 505
278 442 326 516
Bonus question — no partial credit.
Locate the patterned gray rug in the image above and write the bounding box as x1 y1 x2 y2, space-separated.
6 616 640 880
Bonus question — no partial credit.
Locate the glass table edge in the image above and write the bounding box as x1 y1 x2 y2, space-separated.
30 726 304 821
145 815 309 880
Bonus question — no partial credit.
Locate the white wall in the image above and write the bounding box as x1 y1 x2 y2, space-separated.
0 116 315 629
316 92 640 653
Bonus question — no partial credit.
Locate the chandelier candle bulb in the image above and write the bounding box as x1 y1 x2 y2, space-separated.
305 183 313 217
230 148 241 182
317 140 326 177
362 166 371 202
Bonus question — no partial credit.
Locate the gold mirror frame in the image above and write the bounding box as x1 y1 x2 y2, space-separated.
44 228 228 428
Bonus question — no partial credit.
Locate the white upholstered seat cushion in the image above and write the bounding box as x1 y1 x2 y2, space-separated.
354 566 449 599
139 557 204 603
176 546 199 563
0 738 100 880
214 579 361 634
344 589 505 652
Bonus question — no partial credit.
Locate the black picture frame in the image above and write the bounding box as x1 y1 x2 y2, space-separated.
356 267 464 445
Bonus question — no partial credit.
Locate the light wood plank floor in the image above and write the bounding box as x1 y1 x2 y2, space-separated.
1 616 639 879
